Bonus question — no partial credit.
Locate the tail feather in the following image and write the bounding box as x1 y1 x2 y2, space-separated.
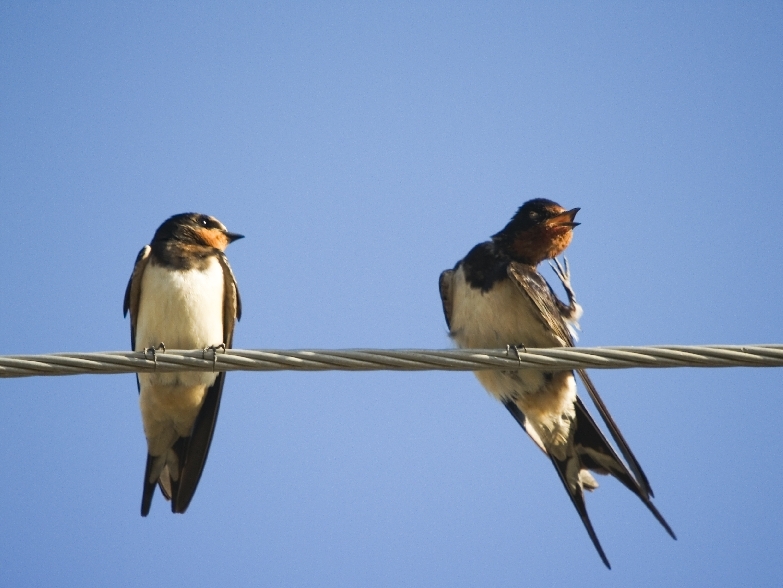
140 438 189 516
169 436 189 513
140 453 157 517
159 466 173 500
573 398 676 540
549 453 611 569
503 395 675 567
504 399 610 568
577 369 653 498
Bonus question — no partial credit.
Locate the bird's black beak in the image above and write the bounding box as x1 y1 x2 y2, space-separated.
225 232 245 243
567 206 580 228
550 207 580 228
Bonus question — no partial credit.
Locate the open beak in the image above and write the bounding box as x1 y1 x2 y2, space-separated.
225 231 245 243
548 207 580 229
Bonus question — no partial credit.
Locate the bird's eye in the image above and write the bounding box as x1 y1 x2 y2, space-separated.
200 218 210 227
529 211 539 220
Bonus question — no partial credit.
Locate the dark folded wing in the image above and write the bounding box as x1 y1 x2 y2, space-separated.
507 262 573 346
217 251 241 344
172 373 225 513
439 269 455 331
123 245 152 351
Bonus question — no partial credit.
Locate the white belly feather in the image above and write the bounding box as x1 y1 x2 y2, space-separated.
136 258 226 455
448 265 577 452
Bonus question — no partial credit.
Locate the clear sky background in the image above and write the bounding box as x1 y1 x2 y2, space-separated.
1 2 782 586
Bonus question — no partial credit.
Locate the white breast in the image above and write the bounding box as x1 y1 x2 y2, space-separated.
136 258 225 351
448 265 560 350
135 258 225 390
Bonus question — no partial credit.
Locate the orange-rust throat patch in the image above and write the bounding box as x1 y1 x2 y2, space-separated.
195 227 230 251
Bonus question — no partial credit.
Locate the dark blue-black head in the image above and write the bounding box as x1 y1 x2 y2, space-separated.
492 199 580 265
152 213 244 251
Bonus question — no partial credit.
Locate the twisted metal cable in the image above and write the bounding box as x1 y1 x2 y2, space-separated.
1 344 782 379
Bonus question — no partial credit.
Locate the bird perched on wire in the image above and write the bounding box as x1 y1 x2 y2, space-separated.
124 213 243 516
438 199 675 568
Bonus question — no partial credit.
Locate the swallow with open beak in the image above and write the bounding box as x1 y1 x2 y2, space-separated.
124 213 243 515
438 198 675 568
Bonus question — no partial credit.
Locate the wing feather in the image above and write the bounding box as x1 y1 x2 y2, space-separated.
507 262 573 346
217 252 241 346
123 245 151 351
438 269 455 331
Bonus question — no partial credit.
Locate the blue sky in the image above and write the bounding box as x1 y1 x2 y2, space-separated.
1 2 782 586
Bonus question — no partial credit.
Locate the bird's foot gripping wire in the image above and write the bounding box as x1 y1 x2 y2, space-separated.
506 344 526 366
202 343 226 371
143 343 166 369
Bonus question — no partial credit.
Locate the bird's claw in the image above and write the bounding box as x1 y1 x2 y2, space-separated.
506 344 526 366
549 256 572 289
143 343 166 369
202 343 226 371
550 256 583 328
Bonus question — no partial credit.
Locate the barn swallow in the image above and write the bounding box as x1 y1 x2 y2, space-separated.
439 199 674 568
123 213 243 516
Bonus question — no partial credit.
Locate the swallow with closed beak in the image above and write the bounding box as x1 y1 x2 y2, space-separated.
124 213 243 515
438 198 674 568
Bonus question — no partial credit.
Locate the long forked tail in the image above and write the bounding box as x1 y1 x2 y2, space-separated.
504 399 612 568
577 369 654 498
503 397 675 568
572 398 676 540
548 452 612 569
140 438 185 517
140 374 225 516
